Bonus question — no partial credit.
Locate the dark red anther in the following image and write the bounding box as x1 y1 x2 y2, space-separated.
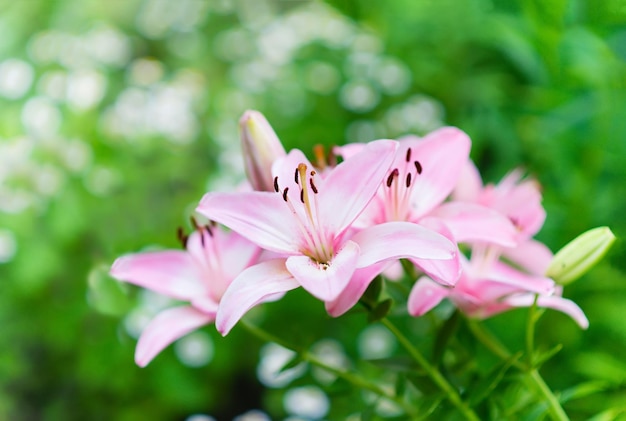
176 227 188 248
406 172 412 188
273 176 279 192
309 178 318 194
294 168 299 184
386 168 399 187
414 160 422 174
300 188 305 203
282 187 289 202
204 224 213 237
405 147 412 163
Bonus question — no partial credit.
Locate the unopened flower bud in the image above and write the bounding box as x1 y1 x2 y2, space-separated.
546 226 615 285
240 110 286 192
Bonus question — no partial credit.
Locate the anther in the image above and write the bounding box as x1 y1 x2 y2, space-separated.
309 178 318 194
406 172 412 188
294 168 299 184
414 160 422 174
313 144 326 169
282 187 289 202
204 224 214 237
273 176 279 192
405 147 412 163
386 168 399 187
176 227 188 248
300 189 305 203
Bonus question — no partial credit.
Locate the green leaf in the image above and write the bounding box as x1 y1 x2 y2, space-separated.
87 264 132 317
432 310 459 367
361 276 384 307
366 356 418 372
277 353 304 374
467 353 521 406
533 343 562 368
560 381 611 403
367 298 393 323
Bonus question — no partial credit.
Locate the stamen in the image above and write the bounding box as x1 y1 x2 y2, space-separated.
386 168 399 187
414 160 422 174
204 224 213 237
300 189 305 203
273 176 279 192
282 187 289 202
313 144 326 169
310 170 316 176
190 216 200 230
294 168 299 184
309 178 318 194
176 227 188 248
405 147 412 162
406 172 412 188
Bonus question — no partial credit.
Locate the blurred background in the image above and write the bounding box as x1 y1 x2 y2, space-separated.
0 0 625 419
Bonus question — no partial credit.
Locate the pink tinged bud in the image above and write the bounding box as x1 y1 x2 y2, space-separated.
240 110 286 192
546 226 616 285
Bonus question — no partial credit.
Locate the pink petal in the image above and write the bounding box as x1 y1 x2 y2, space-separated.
501 239 553 276
135 306 214 367
319 139 397 234
351 221 456 269
215 259 299 335
197 191 300 255
211 229 262 282
408 218 461 286
110 251 204 300
505 294 589 329
452 160 483 202
407 127 471 217
408 276 451 316
325 262 388 317
489 261 555 294
286 240 360 302
430 202 518 247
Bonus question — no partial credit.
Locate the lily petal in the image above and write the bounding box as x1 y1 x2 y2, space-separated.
110 251 204 300
325 262 387 317
452 160 483 202
407 127 471 217
215 259 299 335
352 221 456 269
319 139 397 235
505 294 589 329
431 202 518 247
409 217 461 286
286 240 360 302
408 276 451 316
197 191 300 255
489 261 555 294
502 239 553 276
135 306 214 367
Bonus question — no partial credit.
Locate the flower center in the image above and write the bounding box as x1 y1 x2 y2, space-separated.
382 146 423 222
274 163 333 263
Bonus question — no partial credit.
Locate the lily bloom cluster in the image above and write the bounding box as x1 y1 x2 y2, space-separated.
111 110 588 367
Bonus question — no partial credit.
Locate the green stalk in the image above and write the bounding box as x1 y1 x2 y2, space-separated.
380 317 480 421
239 320 417 417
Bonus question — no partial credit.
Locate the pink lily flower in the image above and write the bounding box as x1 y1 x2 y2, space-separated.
110 225 261 366
453 160 553 275
407 254 589 328
336 127 518 247
197 139 458 335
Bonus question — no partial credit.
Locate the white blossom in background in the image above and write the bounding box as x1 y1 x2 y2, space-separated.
283 386 330 419
256 342 306 388
0 59 34 99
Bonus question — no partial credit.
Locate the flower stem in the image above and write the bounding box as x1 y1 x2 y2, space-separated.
239 320 418 417
528 368 570 421
380 317 480 421
467 314 569 420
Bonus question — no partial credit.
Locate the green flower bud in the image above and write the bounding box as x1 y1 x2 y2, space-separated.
546 226 616 285
240 110 286 192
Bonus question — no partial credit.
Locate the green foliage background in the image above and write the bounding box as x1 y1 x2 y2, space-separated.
0 0 624 419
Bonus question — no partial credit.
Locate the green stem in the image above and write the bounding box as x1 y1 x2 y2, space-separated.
239 320 417 417
468 314 569 420
380 317 480 421
466 319 525 370
528 369 570 421
526 295 539 366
